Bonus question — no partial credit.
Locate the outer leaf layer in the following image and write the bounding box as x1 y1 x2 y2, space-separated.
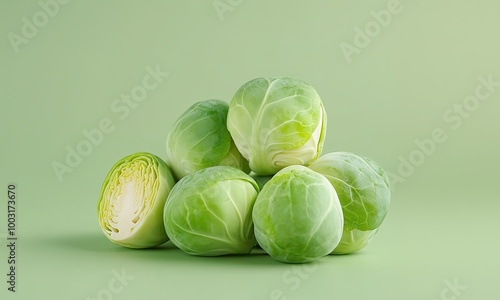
252 165 344 263
164 166 259 256
308 152 391 231
227 77 326 175
166 99 249 180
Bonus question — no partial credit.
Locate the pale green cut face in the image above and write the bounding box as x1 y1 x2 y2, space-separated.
166 99 249 180
163 166 259 256
252 165 344 263
308 152 391 254
227 77 326 175
97 152 176 249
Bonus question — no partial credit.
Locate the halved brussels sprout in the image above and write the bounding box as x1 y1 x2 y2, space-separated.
97 152 176 248
227 77 326 175
163 166 259 256
308 152 391 254
166 99 249 180
252 165 344 263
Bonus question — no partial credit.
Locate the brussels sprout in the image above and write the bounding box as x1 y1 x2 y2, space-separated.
252 165 344 263
164 166 259 256
97 152 176 249
166 99 249 180
227 77 326 175
307 152 391 254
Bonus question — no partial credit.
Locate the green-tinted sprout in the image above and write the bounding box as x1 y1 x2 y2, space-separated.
166 99 249 180
227 77 326 175
97 152 176 249
308 152 391 254
252 165 344 263
164 166 259 256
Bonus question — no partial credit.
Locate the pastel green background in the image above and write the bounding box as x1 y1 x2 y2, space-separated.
1 0 499 299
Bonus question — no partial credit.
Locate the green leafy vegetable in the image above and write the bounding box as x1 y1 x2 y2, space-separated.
308 152 391 254
252 165 344 263
227 77 326 175
166 99 249 180
163 166 259 256
98 152 176 248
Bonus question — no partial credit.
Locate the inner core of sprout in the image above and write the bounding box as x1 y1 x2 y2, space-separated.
108 179 143 240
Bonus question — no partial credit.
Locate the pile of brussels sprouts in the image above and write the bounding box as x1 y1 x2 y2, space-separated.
97 77 391 264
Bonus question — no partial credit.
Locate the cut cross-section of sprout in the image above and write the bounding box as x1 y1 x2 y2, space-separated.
98 152 176 248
